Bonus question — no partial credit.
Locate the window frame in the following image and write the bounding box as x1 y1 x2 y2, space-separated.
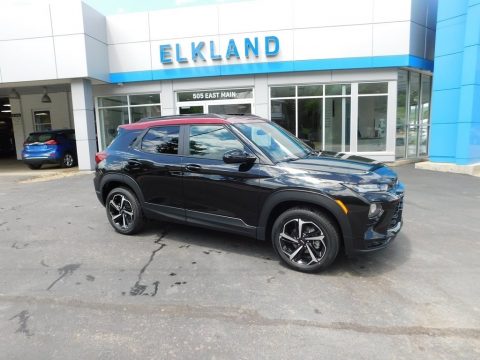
32 109 52 132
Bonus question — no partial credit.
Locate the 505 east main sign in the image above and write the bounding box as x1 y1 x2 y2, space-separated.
159 36 280 64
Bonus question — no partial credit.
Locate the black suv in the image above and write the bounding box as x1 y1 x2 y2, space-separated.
94 114 404 272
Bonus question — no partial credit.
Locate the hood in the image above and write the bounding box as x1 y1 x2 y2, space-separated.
278 151 398 185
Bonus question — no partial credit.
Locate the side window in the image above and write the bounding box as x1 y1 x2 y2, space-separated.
189 125 246 160
141 126 179 155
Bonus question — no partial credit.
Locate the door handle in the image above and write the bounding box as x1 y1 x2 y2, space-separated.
185 164 202 172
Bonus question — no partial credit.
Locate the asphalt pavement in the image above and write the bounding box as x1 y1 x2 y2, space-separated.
0 164 479 359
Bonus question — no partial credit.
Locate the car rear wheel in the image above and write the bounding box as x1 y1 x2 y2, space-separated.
272 207 340 273
106 187 144 235
62 152 75 168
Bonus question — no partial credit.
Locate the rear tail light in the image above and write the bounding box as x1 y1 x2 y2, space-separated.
95 151 107 164
44 139 58 145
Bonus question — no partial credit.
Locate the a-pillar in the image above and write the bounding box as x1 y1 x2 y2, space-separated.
71 79 96 170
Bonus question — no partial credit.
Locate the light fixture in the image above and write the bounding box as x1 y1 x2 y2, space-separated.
9 88 20 99
1 110 11 113
41 87 51 103
3 104 11 107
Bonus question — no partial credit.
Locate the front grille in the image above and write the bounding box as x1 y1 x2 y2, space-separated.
389 198 403 228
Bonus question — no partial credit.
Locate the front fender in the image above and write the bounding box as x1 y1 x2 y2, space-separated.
256 189 353 248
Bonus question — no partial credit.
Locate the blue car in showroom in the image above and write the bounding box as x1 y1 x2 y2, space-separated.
22 129 77 169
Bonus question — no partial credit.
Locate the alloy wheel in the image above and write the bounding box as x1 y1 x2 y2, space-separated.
279 218 326 266
108 194 134 230
64 153 74 167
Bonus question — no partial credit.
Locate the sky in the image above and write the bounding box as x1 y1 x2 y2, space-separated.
83 0 246 15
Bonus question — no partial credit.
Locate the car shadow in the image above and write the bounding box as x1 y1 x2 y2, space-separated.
136 220 412 277
320 232 412 277
139 221 277 260
35 164 78 171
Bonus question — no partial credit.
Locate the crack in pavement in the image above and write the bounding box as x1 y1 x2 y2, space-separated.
129 228 168 296
1 295 478 340
9 310 34 337
46 264 81 291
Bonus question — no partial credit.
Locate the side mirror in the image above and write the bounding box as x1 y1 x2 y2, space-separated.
223 149 256 164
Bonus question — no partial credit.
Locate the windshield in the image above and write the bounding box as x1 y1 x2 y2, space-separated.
234 121 311 162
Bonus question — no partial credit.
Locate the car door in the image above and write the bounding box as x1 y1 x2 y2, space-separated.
182 124 265 237
124 125 185 223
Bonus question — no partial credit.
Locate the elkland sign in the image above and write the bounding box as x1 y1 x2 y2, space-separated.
159 35 280 64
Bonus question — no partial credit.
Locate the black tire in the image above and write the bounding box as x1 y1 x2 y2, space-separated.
27 163 41 170
105 187 144 235
61 152 75 168
272 207 340 273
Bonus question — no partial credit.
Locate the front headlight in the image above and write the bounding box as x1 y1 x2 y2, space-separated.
344 183 389 194
368 203 384 218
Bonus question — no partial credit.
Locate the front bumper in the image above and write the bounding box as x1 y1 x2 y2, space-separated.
344 189 404 255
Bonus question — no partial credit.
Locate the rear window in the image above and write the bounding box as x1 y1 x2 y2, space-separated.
25 133 55 144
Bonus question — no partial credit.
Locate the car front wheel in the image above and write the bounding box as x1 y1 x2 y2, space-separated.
105 187 144 235
272 207 340 273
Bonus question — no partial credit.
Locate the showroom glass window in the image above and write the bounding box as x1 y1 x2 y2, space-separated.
270 84 350 152
357 82 388 152
97 94 161 149
395 71 432 159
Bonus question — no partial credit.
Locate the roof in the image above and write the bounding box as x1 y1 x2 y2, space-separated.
120 114 265 131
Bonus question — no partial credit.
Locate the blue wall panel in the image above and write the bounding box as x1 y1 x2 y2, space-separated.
429 0 480 165
434 16 466 56
430 88 461 124
429 123 458 159
109 55 433 83
432 53 463 89
461 45 480 85
456 122 480 164
464 4 480 45
437 0 468 21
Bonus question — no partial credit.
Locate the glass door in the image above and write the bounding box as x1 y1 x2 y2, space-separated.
179 105 205 114
177 88 254 116
208 103 251 115
324 98 351 152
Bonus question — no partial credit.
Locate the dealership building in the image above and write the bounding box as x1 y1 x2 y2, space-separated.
0 0 478 172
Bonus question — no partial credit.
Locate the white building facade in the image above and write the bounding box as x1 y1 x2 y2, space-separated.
0 0 437 170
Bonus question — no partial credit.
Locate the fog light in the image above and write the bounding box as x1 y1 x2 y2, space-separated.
368 203 383 218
